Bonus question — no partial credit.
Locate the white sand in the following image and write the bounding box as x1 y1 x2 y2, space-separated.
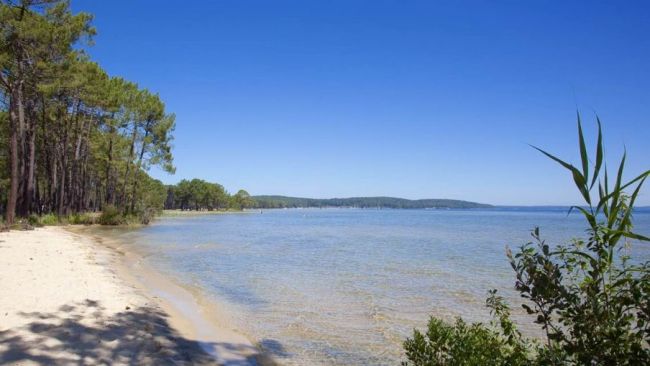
0 226 265 365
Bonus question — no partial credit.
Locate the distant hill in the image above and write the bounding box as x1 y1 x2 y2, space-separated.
252 195 492 209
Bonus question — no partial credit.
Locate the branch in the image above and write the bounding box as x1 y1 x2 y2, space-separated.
0 71 9 90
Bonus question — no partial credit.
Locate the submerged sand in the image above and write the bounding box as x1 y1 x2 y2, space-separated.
0 226 265 365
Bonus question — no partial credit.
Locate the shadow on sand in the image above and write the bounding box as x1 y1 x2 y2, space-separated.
0 299 268 365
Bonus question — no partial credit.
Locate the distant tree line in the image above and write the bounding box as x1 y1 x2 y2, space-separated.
164 179 253 211
0 0 174 224
252 195 492 209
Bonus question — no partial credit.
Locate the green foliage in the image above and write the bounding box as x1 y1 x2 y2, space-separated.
24 212 93 226
21 213 95 226
403 115 650 365
232 189 254 210
38 213 60 226
0 1 175 225
510 114 650 364
403 290 533 366
27 214 43 227
98 205 126 226
165 179 250 211
252 195 490 209
66 213 95 225
403 318 505 366
130 173 166 224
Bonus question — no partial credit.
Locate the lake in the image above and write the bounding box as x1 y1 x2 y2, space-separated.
100 208 650 365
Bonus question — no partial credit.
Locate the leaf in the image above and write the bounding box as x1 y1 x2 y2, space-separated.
616 150 627 193
598 182 609 217
577 112 589 184
569 205 596 229
604 229 650 242
617 176 647 235
591 116 603 189
572 170 591 205
531 145 591 204
550 249 596 263
607 152 627 228
618 170 650 192
597 169 650 220
531 145 576 173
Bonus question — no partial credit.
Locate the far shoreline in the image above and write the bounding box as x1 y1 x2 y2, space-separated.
160 209 255 217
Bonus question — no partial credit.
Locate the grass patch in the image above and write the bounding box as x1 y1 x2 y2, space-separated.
5 210 147 228
39 213 60 226
98 206 126 225
67 213 95 225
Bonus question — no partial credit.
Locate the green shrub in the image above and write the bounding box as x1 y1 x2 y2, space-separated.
67 213 95 225
403 115 650 365
98 205 126 225
23 213 95 226
130 174 165 224
124 214 143 225
403 292 533 366
509 117 650 364
138 207 156 225
28 214 43 227
39 213 59 226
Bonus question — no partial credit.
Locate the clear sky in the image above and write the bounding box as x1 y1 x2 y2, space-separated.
72 0 649 205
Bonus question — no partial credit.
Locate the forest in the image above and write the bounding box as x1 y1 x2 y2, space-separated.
164 179 254 211
252 195 492 209
0 0 180 224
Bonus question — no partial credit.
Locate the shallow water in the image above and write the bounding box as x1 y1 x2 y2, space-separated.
100 208 650 365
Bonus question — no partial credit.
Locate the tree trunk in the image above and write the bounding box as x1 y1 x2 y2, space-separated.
16 82 27 217
58 159 65 216
40 94 53 212
23 111 37 215
6 86 20 224
130 121 150 213
120 123 138 210
57 105 69 216
105 118 116 206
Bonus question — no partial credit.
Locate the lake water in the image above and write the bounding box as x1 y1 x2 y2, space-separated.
101 208 650 365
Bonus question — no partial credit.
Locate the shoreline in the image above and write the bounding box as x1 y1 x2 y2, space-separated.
71 226 275 365
160 209 256 217
0 226 273 365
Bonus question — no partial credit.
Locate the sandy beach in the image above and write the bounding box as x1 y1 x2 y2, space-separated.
0 226 265 365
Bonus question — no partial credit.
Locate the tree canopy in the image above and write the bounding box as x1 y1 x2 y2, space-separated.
164 180 253 211
0 0 175 224
252 195 491 209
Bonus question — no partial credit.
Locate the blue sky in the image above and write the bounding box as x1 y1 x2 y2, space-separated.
73 0 649 205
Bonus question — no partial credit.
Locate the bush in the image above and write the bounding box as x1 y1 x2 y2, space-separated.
138 207 156 225
129 174 165 224
67 213 95 225
403 115 650 365
98 205 126 225
38 213 59 226
403 291 533 366
21 213 95 226
509 117 650 364
28 214 43 227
